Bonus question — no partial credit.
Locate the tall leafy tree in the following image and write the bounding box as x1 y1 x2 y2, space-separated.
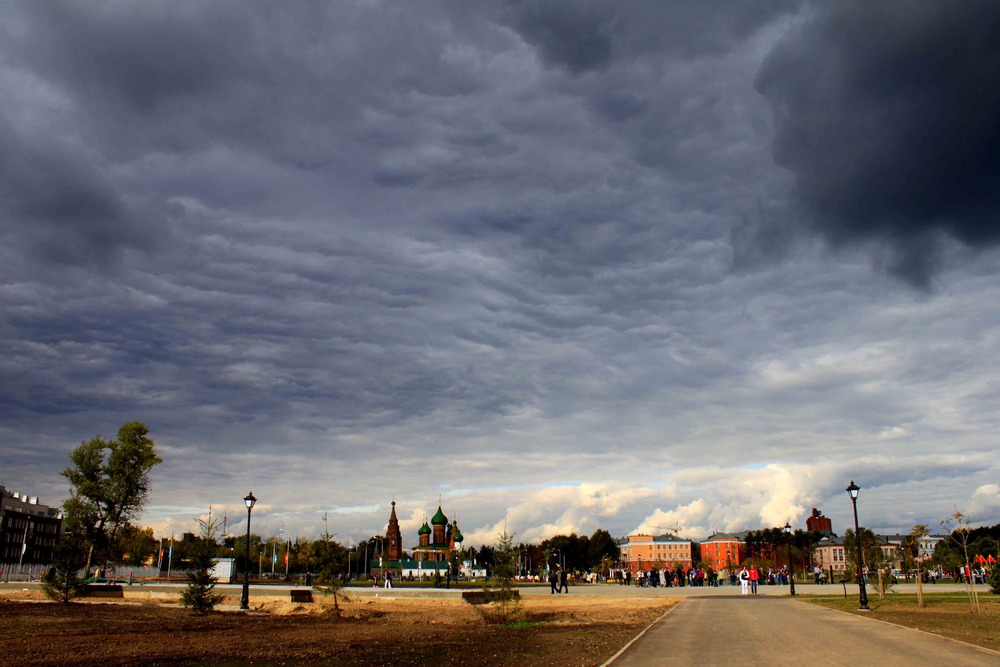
62 421 163 577
588 529 620 571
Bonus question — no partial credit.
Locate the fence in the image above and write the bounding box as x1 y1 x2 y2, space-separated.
1 563 50 583
0 564 164 583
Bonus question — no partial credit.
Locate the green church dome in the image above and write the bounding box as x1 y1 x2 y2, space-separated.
418 521 431 535
431 505 448 525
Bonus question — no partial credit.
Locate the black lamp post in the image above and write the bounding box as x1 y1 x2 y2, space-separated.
240 491 257 610
784 522 796 596
846 481 869 610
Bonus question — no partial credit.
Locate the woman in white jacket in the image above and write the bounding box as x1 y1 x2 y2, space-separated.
739 567 749 595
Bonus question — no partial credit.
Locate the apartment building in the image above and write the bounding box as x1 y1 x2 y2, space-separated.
700 532 745 572
617 533 693 573
0 484 62 564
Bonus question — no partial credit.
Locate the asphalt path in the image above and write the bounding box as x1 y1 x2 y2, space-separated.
607 596 1000 666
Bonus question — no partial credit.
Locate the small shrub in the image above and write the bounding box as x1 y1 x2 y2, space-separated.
477 528 523 624
41 534 86 604
181 516 224 614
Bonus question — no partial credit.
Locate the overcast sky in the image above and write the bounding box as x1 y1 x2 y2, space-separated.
2 1 999 547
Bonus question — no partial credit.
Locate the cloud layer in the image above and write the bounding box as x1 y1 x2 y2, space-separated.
1 1 998 545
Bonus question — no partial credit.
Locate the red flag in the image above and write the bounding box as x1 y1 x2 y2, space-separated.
989 554 996 564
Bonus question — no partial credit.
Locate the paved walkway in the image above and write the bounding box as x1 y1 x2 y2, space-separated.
608 596 999 666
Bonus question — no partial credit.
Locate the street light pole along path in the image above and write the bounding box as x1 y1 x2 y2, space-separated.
784 522 796 596
846 481 869 610
240 491 256 610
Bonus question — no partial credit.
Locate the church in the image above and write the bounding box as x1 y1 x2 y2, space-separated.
382 500 464 574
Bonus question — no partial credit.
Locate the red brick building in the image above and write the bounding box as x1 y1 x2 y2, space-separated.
699 533 745 572
617 534 693 573
806 508 832 535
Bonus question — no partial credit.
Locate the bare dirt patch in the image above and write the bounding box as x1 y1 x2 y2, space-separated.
0 593 674 666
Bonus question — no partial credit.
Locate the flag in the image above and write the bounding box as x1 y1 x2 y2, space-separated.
21 543 27 556
284 552 288 564
273 553 277 565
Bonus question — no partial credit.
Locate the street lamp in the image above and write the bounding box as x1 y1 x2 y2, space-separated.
374 537 385 574
784 522 796 596
240 492 257 610
846 481 869 610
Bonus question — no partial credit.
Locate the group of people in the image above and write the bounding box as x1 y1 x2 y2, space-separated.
548 569 569 593
613 566 719 587
737 566 761 594
372 570 394 588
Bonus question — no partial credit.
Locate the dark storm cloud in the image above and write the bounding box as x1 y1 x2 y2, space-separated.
755 1 1000 286
0 118 162 267
502 0 614 73
499 0 798 74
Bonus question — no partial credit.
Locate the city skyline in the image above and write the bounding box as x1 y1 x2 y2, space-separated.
2 2 999 546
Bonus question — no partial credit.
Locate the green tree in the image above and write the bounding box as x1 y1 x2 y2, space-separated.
120 526 158 567
181 514 225 614
41 533 87 604
311 519 349 614
843 527 898 598
989 562 1000 595
587 529 620 569
62 421 163 577
480 528 522 624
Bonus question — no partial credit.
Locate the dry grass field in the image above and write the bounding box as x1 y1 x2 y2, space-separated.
0 590 674 666
805 593 1000 652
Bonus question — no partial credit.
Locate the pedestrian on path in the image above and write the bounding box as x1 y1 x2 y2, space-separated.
749 566 759 594
560 569 569 593
739 567 749 595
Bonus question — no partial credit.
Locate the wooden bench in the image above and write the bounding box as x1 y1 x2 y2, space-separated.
289 589 313 603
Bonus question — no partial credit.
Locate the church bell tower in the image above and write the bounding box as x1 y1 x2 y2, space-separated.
387 500 403 562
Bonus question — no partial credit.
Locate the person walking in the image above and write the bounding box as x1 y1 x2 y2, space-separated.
559 569 569 594
549 570 559 594
749 565 759 594
384 570 392 588
739 567 749 595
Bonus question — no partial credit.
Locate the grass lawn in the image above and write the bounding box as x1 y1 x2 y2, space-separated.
804 592 1000 652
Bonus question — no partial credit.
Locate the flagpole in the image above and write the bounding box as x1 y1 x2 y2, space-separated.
167 532 174 580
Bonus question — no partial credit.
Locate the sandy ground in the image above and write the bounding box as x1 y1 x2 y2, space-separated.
0 588 675 666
